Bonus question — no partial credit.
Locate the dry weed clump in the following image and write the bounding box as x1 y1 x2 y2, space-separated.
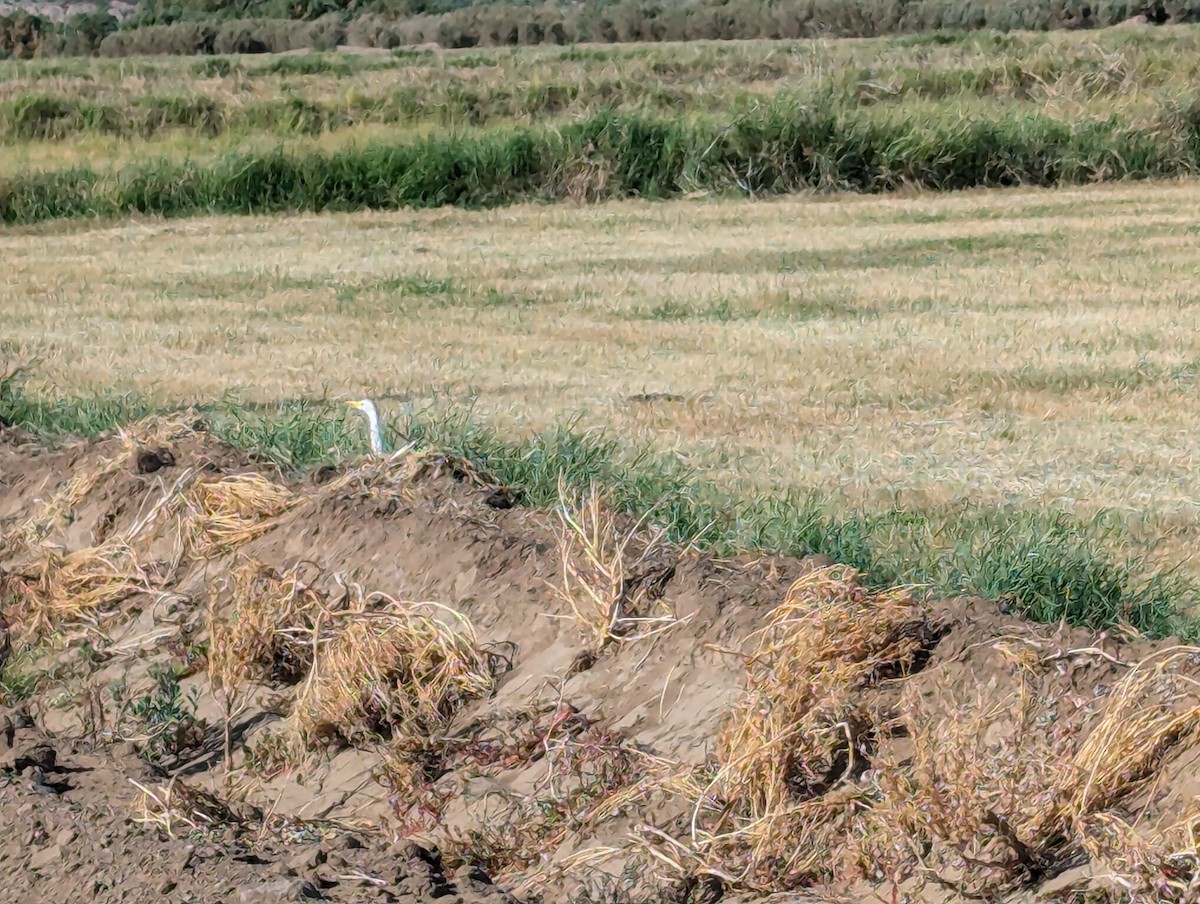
553 480 678 651
179 472 297 559
686 565 938 889
1075 811 1200 903
853 681 1071 894
0 411 204 558
207 558 327 693
130 775 254 841
848 645 1200 899
320 447 492 500
599 566 940 891
1047 648 1200 829
116 410 204 452
290 593 497 748
207 558 330 770
437 712 657 886
382 702 644 853
4 455 125 555
1 541 159 639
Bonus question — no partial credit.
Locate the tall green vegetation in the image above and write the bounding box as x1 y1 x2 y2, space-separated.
2 0 1197 59
7 27 1200 143
4 98 1200 223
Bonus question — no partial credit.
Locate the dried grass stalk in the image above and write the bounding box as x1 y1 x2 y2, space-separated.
181 473 296 559
1077 810 1200 902
4 540 156 638
646 565 937 890
554 479 676 649
291 595 496 748
5 455 125 554
207 558 326 694
851 646 1200 897
130 777 246 840
1050 647 1200 830
321 448 491 502
116 410 203 453
852 681 1067 894
1 411 202 559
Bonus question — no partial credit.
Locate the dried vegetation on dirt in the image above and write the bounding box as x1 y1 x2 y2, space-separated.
1 414 1198 903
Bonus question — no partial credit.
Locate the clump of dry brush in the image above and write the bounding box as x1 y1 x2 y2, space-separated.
289 592 499 748
206 557 501 769
179 472 297 560
675 564 941 889
609 566 1200 902
553 479 680 654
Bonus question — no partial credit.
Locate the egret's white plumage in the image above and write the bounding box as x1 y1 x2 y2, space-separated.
346 398 385 455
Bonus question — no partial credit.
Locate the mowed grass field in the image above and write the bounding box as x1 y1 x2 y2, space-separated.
6 178 1200 587
5 26 1200 631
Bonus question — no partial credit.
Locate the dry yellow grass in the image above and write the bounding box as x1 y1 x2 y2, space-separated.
290 593 496 748
2 541 159 638
178 473 297 560
570 571 1200 899
553 480 677 649
5 181 1200 576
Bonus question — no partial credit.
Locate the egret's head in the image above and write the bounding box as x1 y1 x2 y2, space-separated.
346 399 373 414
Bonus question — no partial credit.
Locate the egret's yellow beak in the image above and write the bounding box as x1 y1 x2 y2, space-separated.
346 400 363 411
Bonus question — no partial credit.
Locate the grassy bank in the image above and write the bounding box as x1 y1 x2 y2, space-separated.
6 28 1200 145
3 97 1200 222
1 371 1193 640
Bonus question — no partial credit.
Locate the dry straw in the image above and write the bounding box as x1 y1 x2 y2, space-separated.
6 455 125 554
3 540 158 638
290 590 496 748
553 479 678 650
207 557 327 694
2 410 204 557
180 472 297 559
835 641 1200 896
690 564 934 888
1076 810 1200 902
207 558 329 773
115 410 203 453
130 776 245 840
319 447 493 503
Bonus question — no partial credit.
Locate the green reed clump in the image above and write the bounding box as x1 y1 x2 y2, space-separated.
5 98 1200 224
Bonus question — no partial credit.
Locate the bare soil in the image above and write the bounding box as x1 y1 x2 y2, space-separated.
1 421 1197 903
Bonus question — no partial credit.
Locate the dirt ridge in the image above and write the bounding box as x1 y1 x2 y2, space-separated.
1 421 1198 903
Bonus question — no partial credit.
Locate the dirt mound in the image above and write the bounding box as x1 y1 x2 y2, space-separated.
0 715 518 904
1 418 1198 903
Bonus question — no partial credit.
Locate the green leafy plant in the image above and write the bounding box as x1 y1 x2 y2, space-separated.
125 663 207 764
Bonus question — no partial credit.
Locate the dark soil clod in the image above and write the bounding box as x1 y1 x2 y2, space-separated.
483 488 521 510
134 447 176 475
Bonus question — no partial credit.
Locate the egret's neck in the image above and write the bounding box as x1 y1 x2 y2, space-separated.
362 405 385 455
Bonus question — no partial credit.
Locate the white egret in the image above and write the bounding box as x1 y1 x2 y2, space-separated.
346 399 386 456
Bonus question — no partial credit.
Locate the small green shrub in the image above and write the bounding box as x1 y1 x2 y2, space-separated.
119 663 206 764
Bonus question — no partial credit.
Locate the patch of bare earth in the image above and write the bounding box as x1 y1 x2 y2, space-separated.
0 417 1197 903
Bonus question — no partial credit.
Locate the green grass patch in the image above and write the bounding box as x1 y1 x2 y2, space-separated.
0 648 42 705
1 369 1194 641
